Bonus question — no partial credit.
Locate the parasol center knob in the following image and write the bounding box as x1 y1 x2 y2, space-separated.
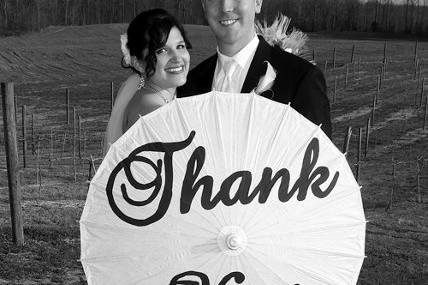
226 234 243 250
218 226 247 255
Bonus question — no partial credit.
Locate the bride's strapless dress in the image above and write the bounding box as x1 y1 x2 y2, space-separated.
103 74 177 155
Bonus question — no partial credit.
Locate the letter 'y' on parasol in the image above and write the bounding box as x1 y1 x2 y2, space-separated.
80 92 366 285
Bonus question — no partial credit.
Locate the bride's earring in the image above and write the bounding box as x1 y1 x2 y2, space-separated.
137 72 146 90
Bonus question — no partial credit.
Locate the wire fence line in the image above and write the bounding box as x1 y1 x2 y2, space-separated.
0 41 427 210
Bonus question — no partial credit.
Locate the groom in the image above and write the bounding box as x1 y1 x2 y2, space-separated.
178 0 332 138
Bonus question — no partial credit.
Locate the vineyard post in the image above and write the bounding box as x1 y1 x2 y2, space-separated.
345 65 349 89
83 131 86 156
414 40 418 64
333 76 337 103
353 61 356 81
1 82 24 246
14 92 17 122
324 60 328 74
72 107 76 152
36 139 39 185
31 113 35 155
91 155 97 173
87 158 92 181
415 80 419 106
355 128 362 182
355 58 360 83
417 70 420 90
414 60 418 80
110 81 114 110
417 173 421 203
78 115 82 159
419 78 425 107
73 107 77 182
386 158 396 211
89 155 98 181
49 128 53 168
383 41 387 64
371 93 376 127
357 127 362 162
423 95 428 130
100 137 104 157
350 44 355 63
87 154 96 181
312 49 315 63
377 74 381 104
61 132 67 159
383 57 388 76
332 47 336 70
21 105 27 168
342 126 352 156
355 163 360 183
364 117 371 158
36 139 41 191
416 157 424 203
66 88 70 125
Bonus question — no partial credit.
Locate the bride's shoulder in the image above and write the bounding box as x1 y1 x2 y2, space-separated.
123 89 162 132
126 89 158 115
130 88 160 105
123 74 140 86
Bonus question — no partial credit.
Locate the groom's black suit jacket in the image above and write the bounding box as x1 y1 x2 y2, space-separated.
178 36 332 138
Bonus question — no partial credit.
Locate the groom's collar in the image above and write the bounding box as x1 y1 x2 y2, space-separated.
216 35 259 69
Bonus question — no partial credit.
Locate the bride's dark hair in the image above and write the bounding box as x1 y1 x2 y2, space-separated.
123 8 192 77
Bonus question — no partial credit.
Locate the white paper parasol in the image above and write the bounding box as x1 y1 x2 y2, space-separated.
80 92 366 285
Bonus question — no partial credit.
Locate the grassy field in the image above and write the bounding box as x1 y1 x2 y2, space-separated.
0 24 428 284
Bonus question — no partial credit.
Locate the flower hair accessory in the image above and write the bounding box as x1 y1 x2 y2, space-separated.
120 33 132 66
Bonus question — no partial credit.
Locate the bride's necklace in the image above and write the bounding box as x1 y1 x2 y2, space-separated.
143 81 176 103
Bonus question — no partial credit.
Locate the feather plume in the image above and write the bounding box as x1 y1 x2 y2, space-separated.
256 14 313 64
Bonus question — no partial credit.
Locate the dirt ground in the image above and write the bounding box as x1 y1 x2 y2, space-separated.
0 24 427 284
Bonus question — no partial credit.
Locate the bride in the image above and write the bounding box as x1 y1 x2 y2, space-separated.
104 9 191 154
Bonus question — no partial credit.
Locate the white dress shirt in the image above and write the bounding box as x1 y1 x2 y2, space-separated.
212 35 260 93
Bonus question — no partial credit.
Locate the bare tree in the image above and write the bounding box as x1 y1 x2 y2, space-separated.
1 0 8 27
35 0 40 30
65 0 69 25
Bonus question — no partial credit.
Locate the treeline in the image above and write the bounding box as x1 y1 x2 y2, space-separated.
0 0 427 36
0 0 205 34
260 0 428 35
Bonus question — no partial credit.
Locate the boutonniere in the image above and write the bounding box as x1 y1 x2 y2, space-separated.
255 61 277 95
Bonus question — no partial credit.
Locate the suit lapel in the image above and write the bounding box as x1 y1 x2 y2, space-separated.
241 37 272 93
201 55 217 93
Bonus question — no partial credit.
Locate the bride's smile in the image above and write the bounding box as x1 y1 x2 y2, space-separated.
151 26 190 90
164 65 185 74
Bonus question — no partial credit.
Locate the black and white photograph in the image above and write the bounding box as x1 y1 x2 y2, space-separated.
0 0 427 284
